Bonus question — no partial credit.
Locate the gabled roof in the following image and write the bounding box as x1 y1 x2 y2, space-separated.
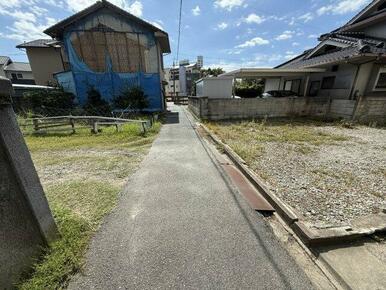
16 39 54 48
276 1 386 69
0 56 11 65
44 0 170 53
4 62 32 72
345 0 383 26
277 33 386 69
334 0 386 33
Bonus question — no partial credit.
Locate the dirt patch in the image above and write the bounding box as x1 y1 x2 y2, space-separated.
32 147 148 187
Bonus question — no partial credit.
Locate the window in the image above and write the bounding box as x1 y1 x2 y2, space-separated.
308 81 320 97
374 68 386 90
321 76 335 89
11 73 17 80
17 73 23 79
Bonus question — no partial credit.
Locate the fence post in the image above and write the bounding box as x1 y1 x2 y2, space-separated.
141 122 146 134
33 118 39 132
70 118 75 134
92 120 98 134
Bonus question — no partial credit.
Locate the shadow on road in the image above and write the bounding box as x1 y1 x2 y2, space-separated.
164 112 180 124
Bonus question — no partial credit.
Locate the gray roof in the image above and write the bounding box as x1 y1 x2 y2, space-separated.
278 33 386 69
0 56 11 65
16 39 53 48
4 62 31 72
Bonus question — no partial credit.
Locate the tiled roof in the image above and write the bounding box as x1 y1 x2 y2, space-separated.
16 39 53 48
0 56 11 65
279 33 386 69
4 62 31 72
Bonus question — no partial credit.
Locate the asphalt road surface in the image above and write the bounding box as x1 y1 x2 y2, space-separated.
69 104 313 289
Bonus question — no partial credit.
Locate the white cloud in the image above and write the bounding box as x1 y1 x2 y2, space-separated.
192 5 201 16
284 53 298 60
204 53 287 72
299 12 314 23
65 0 143 16
217 22 228 30
275 30 295 41
317 0 370 16
127 0 143 17
0 9 37 22
308 34 318 39
149 20 164 30
292 42 300 46
236 36 270 48
0 17 57 42
214 0 245 11
243 13 265 24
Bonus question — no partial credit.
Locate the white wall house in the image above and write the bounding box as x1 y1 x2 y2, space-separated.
195 77 234 98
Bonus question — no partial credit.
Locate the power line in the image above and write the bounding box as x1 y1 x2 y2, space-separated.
176 0 183 63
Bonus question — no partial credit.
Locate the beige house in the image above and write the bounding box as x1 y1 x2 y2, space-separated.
16 39 67 86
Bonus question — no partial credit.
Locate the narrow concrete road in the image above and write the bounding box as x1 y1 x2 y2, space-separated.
69 104 313 289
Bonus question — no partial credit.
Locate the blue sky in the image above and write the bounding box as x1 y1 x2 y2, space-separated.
0 0 372 71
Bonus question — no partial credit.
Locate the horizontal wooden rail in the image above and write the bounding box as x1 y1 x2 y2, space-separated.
20 115 151 135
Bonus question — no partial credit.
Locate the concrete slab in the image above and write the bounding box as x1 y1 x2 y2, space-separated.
316 239 386 290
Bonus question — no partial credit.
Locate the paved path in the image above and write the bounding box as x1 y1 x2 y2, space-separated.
69 104 313 289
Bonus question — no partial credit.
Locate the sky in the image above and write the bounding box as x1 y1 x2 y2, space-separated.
0 0 373 72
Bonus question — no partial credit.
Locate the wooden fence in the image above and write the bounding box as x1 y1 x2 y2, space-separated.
19 115 153 134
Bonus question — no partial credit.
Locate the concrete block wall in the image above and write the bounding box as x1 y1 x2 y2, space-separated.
355 97 386 124
329 100 356 119
188 96 386 124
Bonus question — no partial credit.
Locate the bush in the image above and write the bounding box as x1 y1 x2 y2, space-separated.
83 88 111 116
235 86 263 98
235 79 264 98
23 87 75 115
113 86 149 112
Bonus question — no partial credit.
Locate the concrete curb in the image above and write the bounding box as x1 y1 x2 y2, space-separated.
199 123 386 248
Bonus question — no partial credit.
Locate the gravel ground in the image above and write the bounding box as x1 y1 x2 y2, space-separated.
209 121 386 229
251 125 386 228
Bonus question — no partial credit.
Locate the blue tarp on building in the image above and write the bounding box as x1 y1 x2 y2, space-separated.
54 8 164 111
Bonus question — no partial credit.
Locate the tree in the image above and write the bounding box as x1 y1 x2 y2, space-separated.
201 67 225 77
235 78 264 98
83 88 112 116
113 86 149 112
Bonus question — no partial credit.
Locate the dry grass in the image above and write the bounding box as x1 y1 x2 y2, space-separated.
206 119 348 164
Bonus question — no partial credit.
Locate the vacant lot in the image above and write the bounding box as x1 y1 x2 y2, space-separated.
18 123 160 289
207 119 386 229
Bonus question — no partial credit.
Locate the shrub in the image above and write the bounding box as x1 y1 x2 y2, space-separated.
235 86 263 98
235 79 264 98
23 87 75 115
113 86 149 112
83 88 111 116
